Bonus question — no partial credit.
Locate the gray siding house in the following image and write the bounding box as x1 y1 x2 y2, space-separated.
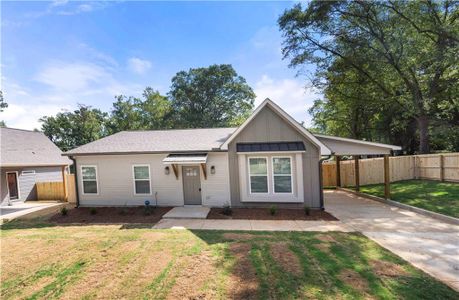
1 128 71 204
64 99 400 208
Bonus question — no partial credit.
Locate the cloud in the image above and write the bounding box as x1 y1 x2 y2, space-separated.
127 57 152 74
254 75 320 127
1 103 72 130
35 62 110 92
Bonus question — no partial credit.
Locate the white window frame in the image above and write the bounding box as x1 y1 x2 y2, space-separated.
21 170 36 175
248 156 269 194
272 156 293 194
132 164 152 195
80 165 99 195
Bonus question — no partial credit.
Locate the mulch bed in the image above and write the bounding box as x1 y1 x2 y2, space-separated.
207 208 338 221
49 207 173 224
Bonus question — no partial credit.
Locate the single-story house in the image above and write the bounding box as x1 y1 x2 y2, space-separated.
63 99 401 208
1 127 72 205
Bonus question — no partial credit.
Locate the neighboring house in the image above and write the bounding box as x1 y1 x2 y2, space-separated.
64 99 400 208
1 128 71 205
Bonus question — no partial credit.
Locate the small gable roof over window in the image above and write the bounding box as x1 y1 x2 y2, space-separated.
236 142 305 153
221 99 332 155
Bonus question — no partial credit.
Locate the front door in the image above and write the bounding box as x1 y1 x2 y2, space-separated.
7 172 19 200
182 166 202 205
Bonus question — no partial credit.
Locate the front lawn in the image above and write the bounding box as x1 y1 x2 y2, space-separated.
1 220 457 299
360 179 459 218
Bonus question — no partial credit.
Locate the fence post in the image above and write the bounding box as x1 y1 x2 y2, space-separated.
336 156 341 187
439 154 445 181
354 155 360 191
384 154 390 199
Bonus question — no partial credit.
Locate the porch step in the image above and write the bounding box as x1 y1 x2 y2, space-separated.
162 206 210 219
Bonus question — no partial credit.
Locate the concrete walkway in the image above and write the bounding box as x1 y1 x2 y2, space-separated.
0 202 64 222
163 206 210 219
325 190 459 292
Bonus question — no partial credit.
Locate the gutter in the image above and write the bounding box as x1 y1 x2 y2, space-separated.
69 156 80 208
318 154 332 210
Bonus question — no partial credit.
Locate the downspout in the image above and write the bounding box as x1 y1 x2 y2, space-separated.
318 154 332 210
69 156 80 208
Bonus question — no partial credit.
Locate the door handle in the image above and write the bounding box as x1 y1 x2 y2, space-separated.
199 188 201 192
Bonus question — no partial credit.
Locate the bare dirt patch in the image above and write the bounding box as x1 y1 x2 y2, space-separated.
208 208 338 221
222 233 271 241
269 242 302 276
49 207 173 224
166 251 217 300
338 269 370 292
370 260 409 277
227 243 259 300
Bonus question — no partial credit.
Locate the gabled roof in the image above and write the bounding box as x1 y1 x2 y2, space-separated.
63 128 236 156
1 127 71 167
315 134 402 155
220 98 332 155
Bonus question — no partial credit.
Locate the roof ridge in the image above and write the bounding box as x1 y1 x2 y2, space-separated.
0 127 43 133
121 127 237 133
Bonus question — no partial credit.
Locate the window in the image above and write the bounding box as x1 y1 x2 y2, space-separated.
273 157 292 193
133 165 151 195
249 157 268 193
81 166 98 194
21 170 36 175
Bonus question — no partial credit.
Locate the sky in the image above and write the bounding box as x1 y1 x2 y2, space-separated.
1 0 320 130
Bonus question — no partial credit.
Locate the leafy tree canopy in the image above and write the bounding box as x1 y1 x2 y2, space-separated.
169 64 255 128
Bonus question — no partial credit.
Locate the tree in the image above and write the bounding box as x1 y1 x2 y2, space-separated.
107 88 173 134
40 104 108 151
279 1 459 153
169 64 255 128
0 91 7 112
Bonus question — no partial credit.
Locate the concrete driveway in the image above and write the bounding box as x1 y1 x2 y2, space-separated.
0 202 64 221
325 190 459 291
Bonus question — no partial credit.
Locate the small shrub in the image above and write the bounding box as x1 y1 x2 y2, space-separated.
60 207 68 216
222 204 232 216
119 207 129 216
270 205 277 216
304 205 310 216
89 207 97 215
144 200 153 216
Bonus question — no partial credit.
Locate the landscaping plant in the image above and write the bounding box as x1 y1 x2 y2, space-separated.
60 207 68 216
270 205 277 216
89 207 97 215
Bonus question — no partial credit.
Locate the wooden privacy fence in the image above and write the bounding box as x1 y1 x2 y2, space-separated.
36 174 76 202
323 153 459 187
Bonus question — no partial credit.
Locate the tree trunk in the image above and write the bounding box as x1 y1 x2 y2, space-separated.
417 115 430 154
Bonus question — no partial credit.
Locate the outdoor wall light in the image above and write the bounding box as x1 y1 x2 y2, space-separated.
164 166 170 175
210 165 216 174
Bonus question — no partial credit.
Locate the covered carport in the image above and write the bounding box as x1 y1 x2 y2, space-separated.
315 134 402 200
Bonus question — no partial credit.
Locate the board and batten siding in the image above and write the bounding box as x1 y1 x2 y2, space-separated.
1 166 63 203
228 105 322 208
75 152 230 207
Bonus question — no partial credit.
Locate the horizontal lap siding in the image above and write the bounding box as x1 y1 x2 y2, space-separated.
76 153 230 207
228 105 321 208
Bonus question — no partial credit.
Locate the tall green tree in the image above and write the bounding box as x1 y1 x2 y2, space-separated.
0 91 7 112
279 1 459 153
169 64 255 128
107 88 172 133
40 104 108 151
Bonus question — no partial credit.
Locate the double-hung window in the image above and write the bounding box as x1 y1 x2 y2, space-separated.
272 157 292 193
81 166 98 194
133 165 151 195
248 157 268 193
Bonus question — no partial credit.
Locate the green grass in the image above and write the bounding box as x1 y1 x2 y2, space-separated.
1 220 457 299
360 179 459 218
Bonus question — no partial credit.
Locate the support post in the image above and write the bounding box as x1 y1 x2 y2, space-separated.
354 155 360 191
384 154 390 199
439 154 445 182
335 156 341 187
61 166 68 201
171 164 179 180
200 163 207 180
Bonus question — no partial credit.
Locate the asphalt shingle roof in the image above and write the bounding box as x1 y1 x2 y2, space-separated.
63 128 237 156
1 128 71 166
